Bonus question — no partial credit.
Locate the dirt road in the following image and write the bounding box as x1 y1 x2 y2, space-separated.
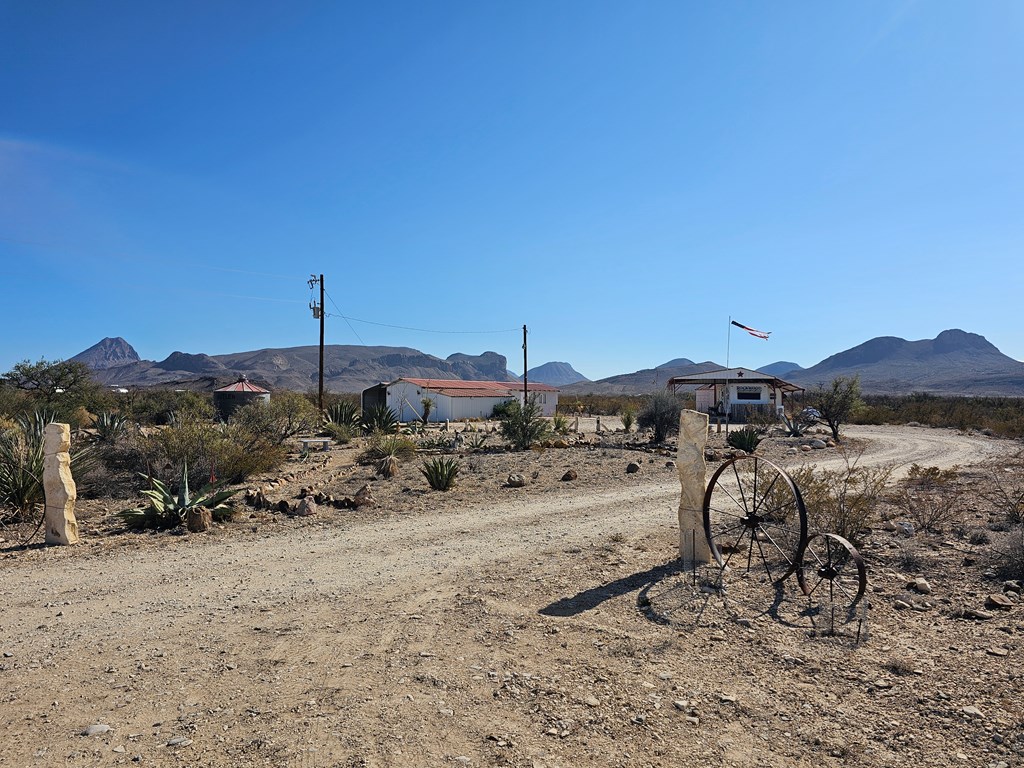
0 426 1016 767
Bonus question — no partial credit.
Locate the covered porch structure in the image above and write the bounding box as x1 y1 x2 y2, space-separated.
666 367 803 424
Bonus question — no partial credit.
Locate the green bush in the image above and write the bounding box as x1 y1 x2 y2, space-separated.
322 422 354 444
726 426 763 453
490 399 517 420
230 392 318 444
621 407 636 433
421 456 460 491
552 413 571 435
145 416 285 488
637 392 683 443
126 389 214 426
498 396 551 451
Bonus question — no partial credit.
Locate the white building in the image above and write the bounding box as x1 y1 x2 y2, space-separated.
377 378 560 422
666 368 803 422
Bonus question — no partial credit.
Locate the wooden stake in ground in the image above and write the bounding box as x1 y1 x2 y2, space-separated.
43 422 79 545
677 409 710 565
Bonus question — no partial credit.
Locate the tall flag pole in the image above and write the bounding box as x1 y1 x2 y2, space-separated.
727 316 732 369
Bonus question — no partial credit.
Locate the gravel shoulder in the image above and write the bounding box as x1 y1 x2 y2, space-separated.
1 425 1020 767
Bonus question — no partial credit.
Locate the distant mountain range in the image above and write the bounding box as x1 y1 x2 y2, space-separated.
68 329 1024 396
72 338 516 393
779 329 1024 396
558 329 1024 396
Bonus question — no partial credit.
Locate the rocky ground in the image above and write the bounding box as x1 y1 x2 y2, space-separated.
0 423 1022 767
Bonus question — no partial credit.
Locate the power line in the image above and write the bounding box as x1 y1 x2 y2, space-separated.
323 289 366 346
322 305 520 335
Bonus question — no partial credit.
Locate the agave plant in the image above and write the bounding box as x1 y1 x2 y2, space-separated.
361 404 399 435
118 462 237 530
325 401 361 431
421 456 460 491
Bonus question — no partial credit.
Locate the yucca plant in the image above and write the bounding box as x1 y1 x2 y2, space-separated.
362 404 399 435
117 462 238 530
421 456 460 491
0 411 98 520
95 411 129 443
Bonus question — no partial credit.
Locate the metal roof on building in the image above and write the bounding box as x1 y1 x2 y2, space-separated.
394 378 559 398
215 377 270 394
666 367 803 393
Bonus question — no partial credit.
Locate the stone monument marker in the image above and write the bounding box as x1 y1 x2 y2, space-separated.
43 422 79 545
677 409 710 565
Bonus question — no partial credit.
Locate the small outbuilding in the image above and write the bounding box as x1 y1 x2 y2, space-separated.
666 367 802 423
372 378 560 423
213 377 270 420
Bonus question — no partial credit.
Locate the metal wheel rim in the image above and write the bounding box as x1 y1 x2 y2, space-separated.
702 455 809 586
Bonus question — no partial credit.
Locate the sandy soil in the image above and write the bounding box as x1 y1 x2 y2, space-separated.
1 424 1021 767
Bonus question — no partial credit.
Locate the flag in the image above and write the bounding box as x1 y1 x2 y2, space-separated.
731 320 770 340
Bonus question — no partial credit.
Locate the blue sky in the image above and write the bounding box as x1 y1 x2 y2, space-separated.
2 1 1022 382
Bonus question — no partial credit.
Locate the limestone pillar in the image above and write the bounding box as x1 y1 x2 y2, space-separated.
677 409 710 565
43 423 79 546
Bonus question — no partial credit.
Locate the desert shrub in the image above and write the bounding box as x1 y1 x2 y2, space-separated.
968 528 991 546
621 407 635 433
851 394 1024 439
465 433 488 451
325 401 361 432
145 417 285 488
498 396 551 451
359 433 417 478
991 526 1024 580
980 464 1024 527
727 426 763 453
211 424 286 483
806 375 861 443
787 451 894 545
117 463 237 530
0 412 99 520
362 405 399 435
421 456 460 491
491 399 517 420
892 464 965 534
637 392 683 444
555 394 671 417
322 422 354 444
552 413 571 435
231 392 318 444
125 389 214 426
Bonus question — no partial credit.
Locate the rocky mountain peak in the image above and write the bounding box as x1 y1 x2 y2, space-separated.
69 337 141 370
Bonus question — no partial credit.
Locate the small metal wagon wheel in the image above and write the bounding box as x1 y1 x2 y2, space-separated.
702 456 809 585
796 532 867 616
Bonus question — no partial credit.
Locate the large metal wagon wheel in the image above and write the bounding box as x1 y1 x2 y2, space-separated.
796 533 867 632
702 456 808 585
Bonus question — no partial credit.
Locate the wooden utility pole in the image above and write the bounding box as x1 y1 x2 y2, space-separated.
309 274 326 414
522 324 528 406
318 274 325 413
